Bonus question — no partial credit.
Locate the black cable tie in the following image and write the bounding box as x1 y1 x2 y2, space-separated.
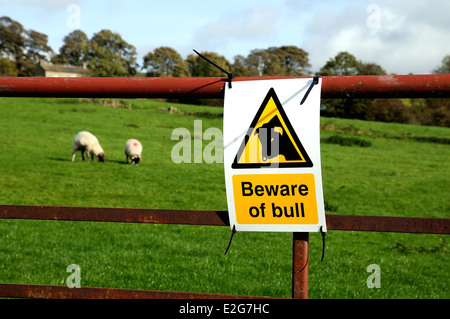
300 75 320 105
193 49 235 88
224 225 236 256
320 226 326 262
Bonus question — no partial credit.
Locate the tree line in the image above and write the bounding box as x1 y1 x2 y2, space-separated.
1 16 449 126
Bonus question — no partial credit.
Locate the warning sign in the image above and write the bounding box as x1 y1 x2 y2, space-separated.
223 79 326 233
233 173 318 225
232 88 313 169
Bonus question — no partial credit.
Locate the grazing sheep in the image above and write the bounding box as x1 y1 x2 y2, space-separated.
125 139 142 164
72 131 105 163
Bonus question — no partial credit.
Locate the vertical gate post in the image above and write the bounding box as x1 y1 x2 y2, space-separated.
292 232 309 299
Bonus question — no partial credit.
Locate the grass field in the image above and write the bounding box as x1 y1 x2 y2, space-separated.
0 97 448 299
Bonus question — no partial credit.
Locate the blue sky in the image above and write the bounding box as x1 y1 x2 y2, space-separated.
1 0 449 74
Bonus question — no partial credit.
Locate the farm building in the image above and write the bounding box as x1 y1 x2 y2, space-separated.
34 62 91 77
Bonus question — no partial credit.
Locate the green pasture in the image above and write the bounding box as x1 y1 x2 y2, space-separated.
0 97 448 299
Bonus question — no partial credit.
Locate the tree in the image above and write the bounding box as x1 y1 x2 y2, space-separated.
272 45 311 76
87 29 138 77
178 51 231 106
320 52 390 120
366 99 413 124
421 55 450 127
231 54 258 76
433 55 450 74
233 46 310 76
23 29 53 64
241 48 268 76
0 57 17 76
0 16 25 64
0 16 53 76
142 46 188 77
319 51 359 76
186 51 231 77
53 30 89 66
357 62 386 76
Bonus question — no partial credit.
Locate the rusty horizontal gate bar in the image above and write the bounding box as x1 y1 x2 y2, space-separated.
1 205 448 300
1 205 449 234
0 283 276 300
0 74 449 99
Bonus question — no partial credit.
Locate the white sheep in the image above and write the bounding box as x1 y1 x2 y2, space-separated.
72 131 105 163
124 139 143 164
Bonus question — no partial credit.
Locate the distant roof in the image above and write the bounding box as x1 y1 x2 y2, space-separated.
40 63 90 74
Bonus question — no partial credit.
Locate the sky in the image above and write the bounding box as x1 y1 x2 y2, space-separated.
1 0 449 75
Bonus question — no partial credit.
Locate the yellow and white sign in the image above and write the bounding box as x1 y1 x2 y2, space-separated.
223 79 326 232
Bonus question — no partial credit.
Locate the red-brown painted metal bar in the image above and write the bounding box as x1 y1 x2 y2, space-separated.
326 214 450 234
0 74 449 99
1 205 449 234
292 232 309 299
0 283 276 299
0 205 229 226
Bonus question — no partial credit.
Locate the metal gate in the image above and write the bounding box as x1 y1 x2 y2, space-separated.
0 74 449 299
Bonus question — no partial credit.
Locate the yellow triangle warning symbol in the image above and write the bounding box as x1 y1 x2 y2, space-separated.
232 88 313 169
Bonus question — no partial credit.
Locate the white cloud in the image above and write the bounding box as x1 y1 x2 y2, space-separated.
304 1 450 74
190 6 280 59
0 0 74 11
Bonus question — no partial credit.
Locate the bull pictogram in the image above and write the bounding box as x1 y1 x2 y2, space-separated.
232 88 313 169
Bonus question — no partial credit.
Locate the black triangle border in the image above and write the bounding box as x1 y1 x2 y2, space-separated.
232 88 313 169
